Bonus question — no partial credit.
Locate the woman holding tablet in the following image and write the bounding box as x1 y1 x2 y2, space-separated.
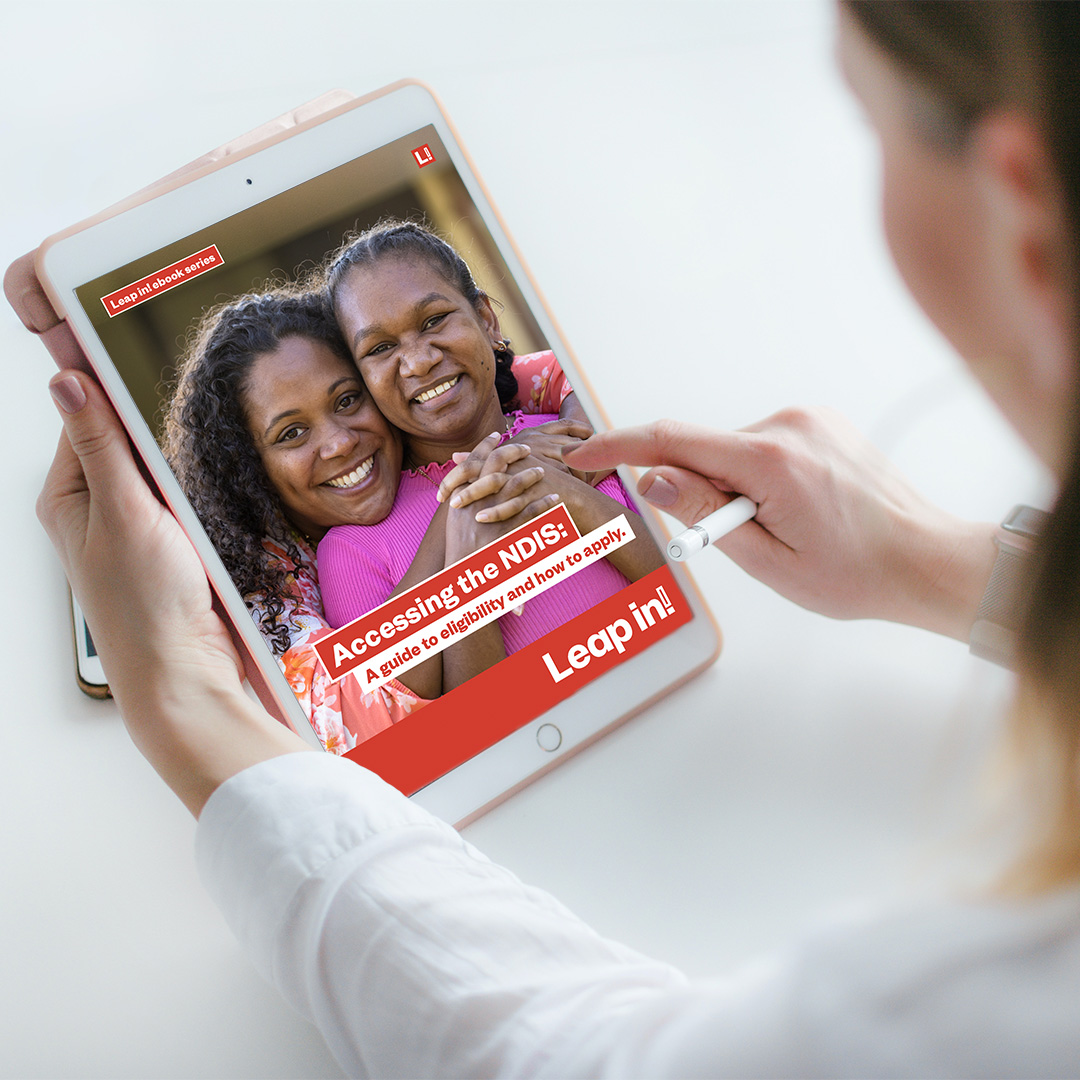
31 0 1080 1073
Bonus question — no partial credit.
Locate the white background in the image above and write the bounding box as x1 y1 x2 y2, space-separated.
0 2 1052 1076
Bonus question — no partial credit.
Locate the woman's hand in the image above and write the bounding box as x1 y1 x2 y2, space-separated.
563 408 998 640
436 432 549 520
453 452 664 584
38 371 310 816
436 419 607 519
507 418 600 485
443 471 562 565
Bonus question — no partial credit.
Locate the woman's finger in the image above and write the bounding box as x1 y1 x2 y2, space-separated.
516 492 563 523
451 461 545 510
437 459 484 502
562 420 750 479
439 441 533 501
450 470 512 509
474 467 547 522
436 432 504 502
519 418 593 441
477 442 531 478
482 491 561 526
5 253 93 371
634 465 735 527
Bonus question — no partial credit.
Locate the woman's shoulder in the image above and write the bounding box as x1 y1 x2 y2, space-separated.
510 349 559 378
654 889 1080 1078
319 474 439 556
745 889 1080 1073
317 520 388 564
511 350 572 413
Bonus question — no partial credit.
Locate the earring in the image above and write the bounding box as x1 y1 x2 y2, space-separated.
494 336 513 355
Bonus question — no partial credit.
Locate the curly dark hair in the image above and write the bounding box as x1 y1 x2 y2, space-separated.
324 218 519 411
162 290 351 656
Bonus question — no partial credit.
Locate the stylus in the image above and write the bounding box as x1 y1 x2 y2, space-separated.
666 496 758 561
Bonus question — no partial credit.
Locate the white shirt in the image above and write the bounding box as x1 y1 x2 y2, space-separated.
195 752 1080 1078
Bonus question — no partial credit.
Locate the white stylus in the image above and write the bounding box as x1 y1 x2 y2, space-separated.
666 495 758 561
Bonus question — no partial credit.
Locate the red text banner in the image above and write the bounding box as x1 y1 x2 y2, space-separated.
100 244 224 316
314 503 639 693
344 565 691 796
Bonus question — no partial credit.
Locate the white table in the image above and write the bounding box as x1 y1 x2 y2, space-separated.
0 3 1049 1076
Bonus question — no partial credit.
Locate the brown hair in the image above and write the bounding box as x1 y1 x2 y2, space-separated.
844 1 1080 892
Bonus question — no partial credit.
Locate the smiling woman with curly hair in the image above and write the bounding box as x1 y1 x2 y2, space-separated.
162 291 358 656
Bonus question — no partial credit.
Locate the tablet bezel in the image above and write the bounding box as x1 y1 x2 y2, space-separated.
37 80 721 824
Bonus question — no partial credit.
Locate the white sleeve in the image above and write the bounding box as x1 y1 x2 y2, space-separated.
195 753 701 1078
194 752 1080 1078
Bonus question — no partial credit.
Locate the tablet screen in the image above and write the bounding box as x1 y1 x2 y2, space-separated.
69 119 695 796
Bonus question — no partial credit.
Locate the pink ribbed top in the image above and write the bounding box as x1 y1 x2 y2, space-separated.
318 413 636 654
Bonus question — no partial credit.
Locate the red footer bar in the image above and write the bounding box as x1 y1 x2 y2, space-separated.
345 566 690 795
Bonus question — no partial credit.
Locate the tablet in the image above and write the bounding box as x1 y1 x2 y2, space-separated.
36 80 720 824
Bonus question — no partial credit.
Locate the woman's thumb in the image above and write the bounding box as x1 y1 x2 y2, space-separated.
48 371 136 493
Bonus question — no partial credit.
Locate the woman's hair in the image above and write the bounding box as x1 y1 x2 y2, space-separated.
845 1 1080 892
324 219 519 410
162 290 351 656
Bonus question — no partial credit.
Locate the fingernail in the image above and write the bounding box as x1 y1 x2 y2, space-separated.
639 474 677 508
450 494 463 508
49 375 86 414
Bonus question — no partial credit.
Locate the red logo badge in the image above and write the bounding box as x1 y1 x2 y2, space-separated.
412 144 434 168
100 244 224 317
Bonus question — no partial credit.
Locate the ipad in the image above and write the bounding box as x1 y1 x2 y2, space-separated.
36 80 720 824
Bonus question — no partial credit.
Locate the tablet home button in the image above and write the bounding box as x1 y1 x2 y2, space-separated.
536 723 562 752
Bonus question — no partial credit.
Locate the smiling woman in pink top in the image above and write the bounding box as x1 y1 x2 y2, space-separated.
319 221 664 669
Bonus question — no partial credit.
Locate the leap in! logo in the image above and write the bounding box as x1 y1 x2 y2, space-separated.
412 144 435 168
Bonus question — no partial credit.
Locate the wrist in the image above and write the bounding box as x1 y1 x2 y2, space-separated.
896 515 998 642
115 659 312 817
444 513 483 564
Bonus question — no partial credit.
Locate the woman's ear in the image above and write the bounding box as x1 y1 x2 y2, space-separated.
973 109 1074 376
474 293 502 341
